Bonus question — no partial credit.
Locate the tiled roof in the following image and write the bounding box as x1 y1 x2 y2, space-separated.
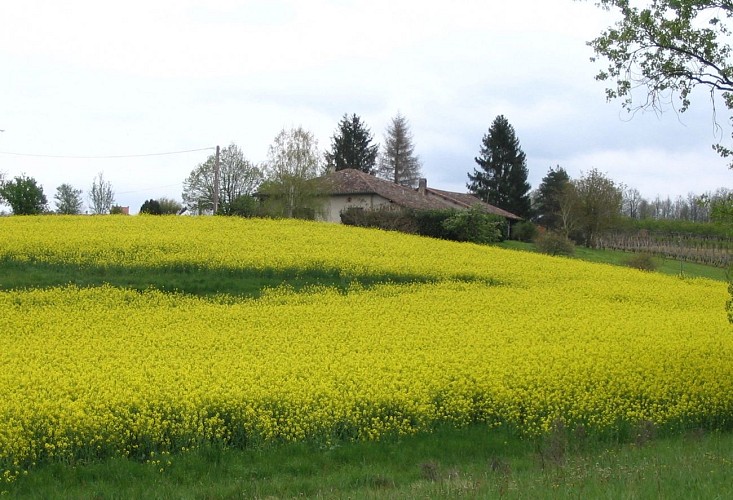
425 187 522 220
322 169 521 220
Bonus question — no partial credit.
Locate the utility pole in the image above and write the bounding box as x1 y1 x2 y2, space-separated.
213 145 220 214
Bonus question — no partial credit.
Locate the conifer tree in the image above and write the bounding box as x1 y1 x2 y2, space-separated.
325 113 379 174
534 166 570 230
467 115 531 218
377 112 423 187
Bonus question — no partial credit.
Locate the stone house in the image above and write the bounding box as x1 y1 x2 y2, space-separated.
318 168 521 223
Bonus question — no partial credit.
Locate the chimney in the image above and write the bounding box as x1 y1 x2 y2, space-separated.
418 178 427 196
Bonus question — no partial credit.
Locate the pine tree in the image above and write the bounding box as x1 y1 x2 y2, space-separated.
325 113 379 174
534 166 570 230
467 115 531 218
377 112 422 187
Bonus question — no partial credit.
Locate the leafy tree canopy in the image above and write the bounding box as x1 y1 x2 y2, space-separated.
261 127 324 219
157 197 183 215
0 175 48 215
587 0 733 164
567 168 623 247
54 183 84 215
710 191 733 223
182 143 263 215
227 194 259 217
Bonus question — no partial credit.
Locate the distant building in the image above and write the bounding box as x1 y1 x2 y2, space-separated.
318 169 521 223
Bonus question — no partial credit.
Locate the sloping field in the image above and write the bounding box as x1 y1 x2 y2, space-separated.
0 216 731 482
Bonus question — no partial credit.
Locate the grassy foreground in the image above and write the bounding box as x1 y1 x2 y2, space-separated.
6 425 733 498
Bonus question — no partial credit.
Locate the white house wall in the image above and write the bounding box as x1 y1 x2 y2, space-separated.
320 194 393 223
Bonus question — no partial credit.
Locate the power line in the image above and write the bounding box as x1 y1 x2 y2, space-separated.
0 146 216 159
116 183 182 195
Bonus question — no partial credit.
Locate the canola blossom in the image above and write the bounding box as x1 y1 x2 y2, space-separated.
0 216 731 480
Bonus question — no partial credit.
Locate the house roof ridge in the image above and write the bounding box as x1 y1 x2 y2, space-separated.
321 169 521 219
425 187 471 208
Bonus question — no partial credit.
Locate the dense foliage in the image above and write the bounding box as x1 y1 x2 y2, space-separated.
139 199 163 215
566 168 624 247
534 166 570 230
182 144 262 215
53 183 84 215
467 115 531 219
325 113 379 174
260 127 324 219
534 231 576 256
340 206 506 243
0 175 47 215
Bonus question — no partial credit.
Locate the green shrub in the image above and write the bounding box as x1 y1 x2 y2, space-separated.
340 207 418 233
412 209 456 239
441 206 504 244
512 221 538 242
221 195 259 217
535 231 575 256
624 253 657 272
139 199 163 215
341 206 506 244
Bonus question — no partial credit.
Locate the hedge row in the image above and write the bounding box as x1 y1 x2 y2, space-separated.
340 206 507 244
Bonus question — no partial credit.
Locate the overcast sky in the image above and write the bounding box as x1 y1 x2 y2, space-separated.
1 0 731 214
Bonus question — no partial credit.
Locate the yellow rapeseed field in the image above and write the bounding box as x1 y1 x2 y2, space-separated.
0 215 731 481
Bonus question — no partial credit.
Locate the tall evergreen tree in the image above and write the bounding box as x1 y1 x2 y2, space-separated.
325 113 379 174
534 166 570 230
377 112 423 187
467 115 531 218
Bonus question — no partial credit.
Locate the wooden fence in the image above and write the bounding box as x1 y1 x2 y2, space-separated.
597 232 733 268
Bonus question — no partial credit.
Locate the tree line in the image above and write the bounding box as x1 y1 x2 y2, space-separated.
0 170 183 216
0 106 727 246
0 111 426 216
181 112 424 218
